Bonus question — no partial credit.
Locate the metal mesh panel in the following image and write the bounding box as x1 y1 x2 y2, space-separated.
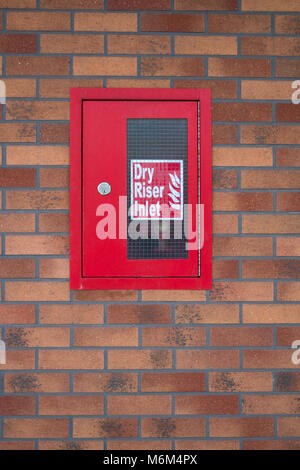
127 118 188 260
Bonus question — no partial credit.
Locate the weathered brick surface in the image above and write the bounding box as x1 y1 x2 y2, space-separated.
0 0 299 451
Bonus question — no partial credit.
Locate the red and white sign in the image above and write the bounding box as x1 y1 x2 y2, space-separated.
131 160 183 220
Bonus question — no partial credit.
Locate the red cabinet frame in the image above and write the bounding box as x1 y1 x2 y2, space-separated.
70 88 212 290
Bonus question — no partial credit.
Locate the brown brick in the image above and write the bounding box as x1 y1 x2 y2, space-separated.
0 304 35 324
213 259 239 279
73 57 137 76
213 102 272 122
141 13 203 32
243 440 300 450
107 78 170 88
74 327 138 347
40 124 69 144
241 125 300 145
5 281 70 302
6 101 69 121
0 34 37 53
39 78 103 98
0 123 36 142
176 395 238 415
0 168 35 187
41 0 104 8
6 235 68 255
276 59 300 78
0 213 35 233
73 373 138 393
107 304 172 324
108 395 172 415
176 35 237 55
141 57 204 77
242 80 295 100
242 170 300 189
169 304 239 324
208 14 271 33
213 192 273 211
277 282 300 301
0 0 36 6
243 395 300 415
39 304 103 325
277 327 300 346
7 12 70 31
39 213 69 233
175 0 238 10
6 146 68 165
0 258 35 278
213 236 273 257
210 282 273 301
276 103 300 123
209 372 273 392
108 0 170 9
174 79 237 99
6 326 69 347
73 418 138 438
41 34 104 53
142 290 206 301
0 442 35 450
277 237 300 257
243 214 300 233
213 169 238 189
210 417 274 437
39 168 69 188
39 395 104 415
210 326 273 346
176 440 239 450
73 290 138 301
39 350 104 370
213 214 239 233
6 56 70 76
108 350 172 370
243 260 300 279
242 0 300 11
209 58 271 77
4 418 69 438
39 440 104 450
176 350 240 369
74 13 137 31
242 37 300 56
243 304 300 324
39 258 69 279
5 372 69 393
4 79 36 98
6 190 68 210
276 15 300 34
141 372 206 392
108 440 171 450
243 350 298 369
278 418 300 437
0 350 35 370
212 125 238 144
142 418 206 438
276 372 300 392
142 327 206 347
0 396 35 415
278 193 300 211
277 148 300 167
108 34 170 54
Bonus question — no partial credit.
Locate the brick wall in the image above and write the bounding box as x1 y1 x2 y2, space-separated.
0 0 299 451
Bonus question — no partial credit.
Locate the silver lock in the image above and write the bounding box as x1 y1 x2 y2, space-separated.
97 182 111 195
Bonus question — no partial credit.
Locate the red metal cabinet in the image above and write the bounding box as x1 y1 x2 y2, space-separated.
70 89 211 290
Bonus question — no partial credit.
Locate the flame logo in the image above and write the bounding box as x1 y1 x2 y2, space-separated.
168 171 181 210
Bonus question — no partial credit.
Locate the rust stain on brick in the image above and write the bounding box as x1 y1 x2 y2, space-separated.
153 418 176 438
276 372 293 391
149 350 169 368
7 102 33 120
176 306 203 323
99 420 123 438
213 372 236 392
8 374 40 393
104 373 135 392
18 124 36 138
6 327 28 347
166 327 192 346
59 441 82 450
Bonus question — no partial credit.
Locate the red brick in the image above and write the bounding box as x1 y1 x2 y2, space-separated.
213 192 273 211
108 0 170 9
107 304 172 324
209 58 271 77
6 56 70 76
210 327 273 346
213 169 238 189
209 372 273 392
242 80 294 100
243 304 300 324
0 34 37 53
142 290 206 301
243 350 298 369
208 14 271 32
0 442 35 450
277 237 300 256
277 327 300 346
242 0 300 11
74 327 138 347
108 34 170 54
276 103 300 123
142 327 206 347
108 350 172 370
0 123 36 142
243 214 300 233
5 373 69 393
39 395 104 415
0 350 35 370
5 281 70 302
74 57 137 76
176 440 239 450
73 290 138 301
39 440 104 450
141 13 204 32
6 12 71 31
277 282 300 301
41 34 104 53
73 418 138 438
141 57 204 77
213 259 239 279
142 418 206 438
5 235 69 255
0 396 35 415
5 327 69 347
276 59 300 78
213 102 272 122
242 170 300 189
176 395 239 415
141 372 206 392
107 78 170 88
176 350 240 369
210 282 273 301
6 100 68 121
0 168 36 188
213 214 239 233
278 418 300 437
6 191 68 210
174 79 237 99
74 12 137 31
276 372 300 391
0 0 36 6
39 258 69 279
241 125 300 145
6 145 69 165
73 373 138 393
243 395 300 415
39 214 69 233
39 304 104 325
108 440 171 450
4 418 69 438
175 304 239 324
0 304 35 324
3 78 36 98
108 395 172 415
277 148 300 167
175 36 237 55
41 0 104 8
213 236 273 257
243 440 300 450
213 125 238 144
243 260 300 279
210 417 274 437
39 78 103 98
242 37 300 56
39 350 104 370
39 168 69 187
0 258 35 278
175 0 238 10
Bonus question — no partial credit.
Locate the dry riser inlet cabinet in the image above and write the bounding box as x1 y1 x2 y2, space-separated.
70 89 211 289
